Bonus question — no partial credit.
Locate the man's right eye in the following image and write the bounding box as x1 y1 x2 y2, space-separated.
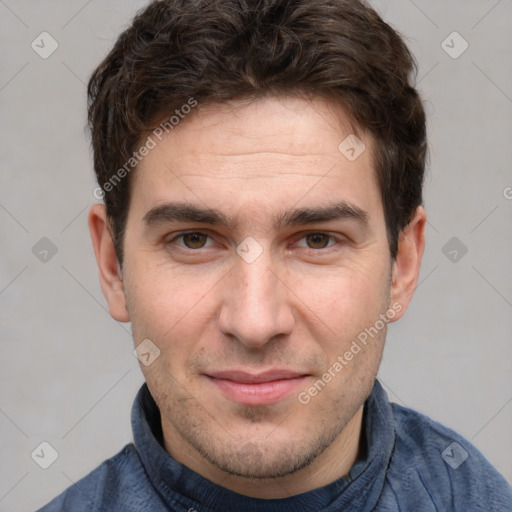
169 232 213 250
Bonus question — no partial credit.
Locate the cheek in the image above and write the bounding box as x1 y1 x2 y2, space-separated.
289 264 391 372
125 261 218 345
292 262 389 326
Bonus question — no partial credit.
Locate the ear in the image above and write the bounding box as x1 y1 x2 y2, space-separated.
389 206 426 322
88 204 130 322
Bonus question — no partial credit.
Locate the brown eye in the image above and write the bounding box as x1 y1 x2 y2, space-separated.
182 232 208 249
306 233 331 249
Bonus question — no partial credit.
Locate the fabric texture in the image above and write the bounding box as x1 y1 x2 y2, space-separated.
37 380 512 511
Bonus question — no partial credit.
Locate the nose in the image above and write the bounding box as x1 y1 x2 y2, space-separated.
217 248 295 349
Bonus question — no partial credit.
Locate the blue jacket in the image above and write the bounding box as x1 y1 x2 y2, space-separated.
37 380 512 511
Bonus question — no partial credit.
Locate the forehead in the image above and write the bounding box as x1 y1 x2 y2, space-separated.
130 95 382 226
145 96 363 166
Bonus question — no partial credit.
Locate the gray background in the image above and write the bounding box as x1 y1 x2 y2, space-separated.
0 1 511 510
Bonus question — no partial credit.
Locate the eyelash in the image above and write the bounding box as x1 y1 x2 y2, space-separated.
166 231 342 253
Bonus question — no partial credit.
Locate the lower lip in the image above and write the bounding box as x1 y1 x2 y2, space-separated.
208 376 307 406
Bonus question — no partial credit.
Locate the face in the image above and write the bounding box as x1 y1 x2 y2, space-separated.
90 95 425 497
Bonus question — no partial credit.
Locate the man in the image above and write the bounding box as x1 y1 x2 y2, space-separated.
39 0 512 510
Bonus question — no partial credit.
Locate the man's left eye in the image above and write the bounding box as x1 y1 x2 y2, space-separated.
296 233 336 249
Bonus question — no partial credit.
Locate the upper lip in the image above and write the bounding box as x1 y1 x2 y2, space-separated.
206 370 308 384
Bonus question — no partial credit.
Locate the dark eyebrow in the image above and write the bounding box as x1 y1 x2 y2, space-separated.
273 202 369 230
143 201 369 231
143 203 238 231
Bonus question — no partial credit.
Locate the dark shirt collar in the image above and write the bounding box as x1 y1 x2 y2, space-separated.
132 379 395 512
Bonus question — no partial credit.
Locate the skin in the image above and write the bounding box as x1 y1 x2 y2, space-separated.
89 95 426 499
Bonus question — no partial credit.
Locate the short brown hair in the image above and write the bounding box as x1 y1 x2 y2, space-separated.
88 0 426 264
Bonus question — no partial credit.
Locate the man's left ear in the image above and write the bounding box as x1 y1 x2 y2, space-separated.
389 206 426 322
